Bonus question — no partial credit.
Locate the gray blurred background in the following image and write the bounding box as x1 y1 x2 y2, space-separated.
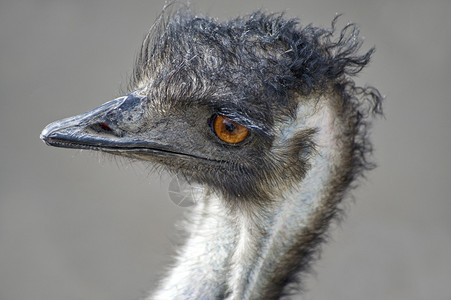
1 0 450 299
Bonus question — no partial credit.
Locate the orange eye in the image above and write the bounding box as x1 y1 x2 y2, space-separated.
213 115 248 144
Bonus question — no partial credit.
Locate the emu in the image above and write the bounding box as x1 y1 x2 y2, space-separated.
41 7 382 300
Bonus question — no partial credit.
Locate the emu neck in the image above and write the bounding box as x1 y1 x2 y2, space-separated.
151 96 352 300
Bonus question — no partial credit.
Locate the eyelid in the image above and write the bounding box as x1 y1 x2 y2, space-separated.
210 106 271 138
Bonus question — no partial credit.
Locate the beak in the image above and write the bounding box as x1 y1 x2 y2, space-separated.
40 93 149 152
41 92 221 164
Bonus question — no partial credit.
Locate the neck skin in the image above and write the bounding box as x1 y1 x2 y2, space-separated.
149 95 353 300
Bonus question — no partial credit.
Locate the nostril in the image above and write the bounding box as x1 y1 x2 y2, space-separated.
89 122 114 134
99 122 112 131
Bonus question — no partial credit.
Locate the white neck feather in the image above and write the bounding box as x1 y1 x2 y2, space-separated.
149 95 350 300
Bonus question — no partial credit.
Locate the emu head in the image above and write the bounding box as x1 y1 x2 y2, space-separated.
41 10 381 206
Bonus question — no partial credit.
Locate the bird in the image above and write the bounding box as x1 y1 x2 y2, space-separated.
40 6 382 300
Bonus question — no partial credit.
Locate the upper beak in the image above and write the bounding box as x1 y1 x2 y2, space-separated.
40 93 148 151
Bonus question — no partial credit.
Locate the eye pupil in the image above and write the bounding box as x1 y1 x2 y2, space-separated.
213 115 248 144
225 122 235 132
